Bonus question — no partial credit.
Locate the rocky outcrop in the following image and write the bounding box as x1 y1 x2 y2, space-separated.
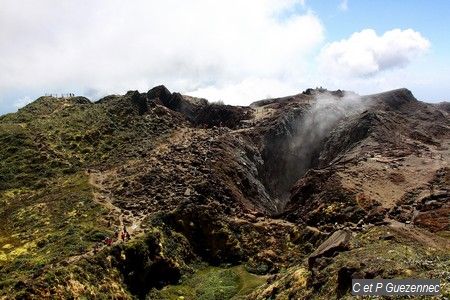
369 88 417 111
308 229 352 267
193 103 252 129
435 101 450 113
164 202 243 264
147 85 207 121
147 85 173 105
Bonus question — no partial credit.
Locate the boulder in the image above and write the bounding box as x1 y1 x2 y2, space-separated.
308 229 351 267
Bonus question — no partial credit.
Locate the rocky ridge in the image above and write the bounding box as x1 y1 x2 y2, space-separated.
0 86 448 299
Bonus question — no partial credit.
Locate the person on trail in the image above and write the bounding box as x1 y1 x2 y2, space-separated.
121 231 125 241
104 236 112 246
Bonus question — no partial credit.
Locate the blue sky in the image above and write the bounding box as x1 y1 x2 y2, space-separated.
0 0 449 114
315 1 448 39
315 0 449 60
304 0 450 101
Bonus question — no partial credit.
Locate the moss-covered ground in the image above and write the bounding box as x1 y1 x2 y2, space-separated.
148 265 266 300
0 172 113 296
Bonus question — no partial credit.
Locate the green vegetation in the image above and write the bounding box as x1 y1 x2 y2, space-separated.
148 265 266 300
252 226 450 299
0 172 112 296
0 94 181 298
0 95 179 189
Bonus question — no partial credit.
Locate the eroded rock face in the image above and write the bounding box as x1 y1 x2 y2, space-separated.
318 111 379 165
110 228 196 298
284 169 365 228
389 167 450 231
258 107 310 205
164 203 243 264
414 207 450 232
370 88 417 111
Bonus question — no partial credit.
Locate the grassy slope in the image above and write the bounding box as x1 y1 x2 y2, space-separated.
0 172 113 296
149 265 266 300
0 95 179 298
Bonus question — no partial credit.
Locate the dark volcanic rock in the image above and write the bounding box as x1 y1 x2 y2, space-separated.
164 203 243 264
193 103 252 129
147 85 208 122
130 90 150 115
147 85 172 105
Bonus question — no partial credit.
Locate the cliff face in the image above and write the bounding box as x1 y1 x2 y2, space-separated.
0 87 449 299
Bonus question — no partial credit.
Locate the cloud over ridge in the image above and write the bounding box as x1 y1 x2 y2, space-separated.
319 28 430 77
0 0 323 107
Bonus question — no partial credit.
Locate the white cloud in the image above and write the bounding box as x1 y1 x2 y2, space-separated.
339 0 348 11
188 77 302 105
318 29 430 77
0 0 323 110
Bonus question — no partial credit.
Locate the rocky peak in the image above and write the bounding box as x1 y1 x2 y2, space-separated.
369 88 417 110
